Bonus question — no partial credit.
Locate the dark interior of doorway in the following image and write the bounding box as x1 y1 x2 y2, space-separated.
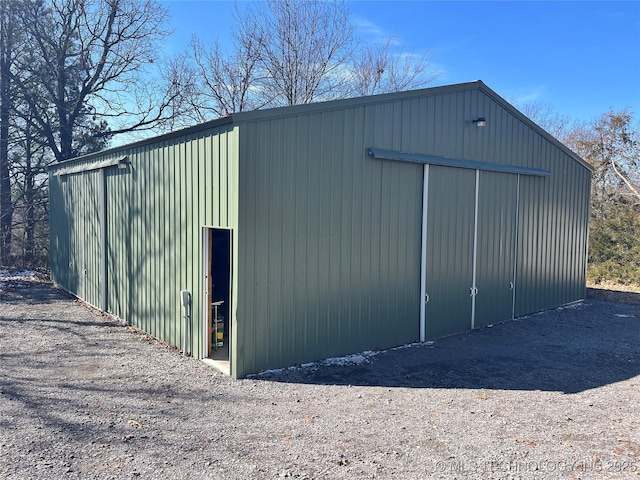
209 228 231 362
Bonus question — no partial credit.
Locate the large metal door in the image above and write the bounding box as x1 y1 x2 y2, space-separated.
76 169 103 307
424 165 476 338
474 172 519 328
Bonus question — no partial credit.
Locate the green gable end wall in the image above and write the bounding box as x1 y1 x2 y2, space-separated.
232 86 590 376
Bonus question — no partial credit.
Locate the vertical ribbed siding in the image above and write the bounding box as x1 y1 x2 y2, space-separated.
103 126 239 360
474 172 518 327
49 176 65 287
49 169 102 306
48 124 239 363
235 86 590 376
394 87 590 320
423 165 476 338
237 107 424 376
515 157 590 315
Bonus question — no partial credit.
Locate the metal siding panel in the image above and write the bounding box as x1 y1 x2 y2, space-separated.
184 139 194 349
228 130 241 373
174 141 184 346
152 146 163 342
327 111 346 353
63 177 76 293
189 137 202 357
514 154 590 316
236 105 423 376
523 176 542 313
60 178 72 289
158 144 168 340
268 118 285 364
192 137 206 359
62 169 103 307
141 149 151 336
305 112 323 360
350 107 367 349
340 107 357 349
71 175 83 298
56 125 241 367
218 133 226 225
139 149 150 336
475 172 518 327
278 117 295 363
172 141 182 348
105 169 117 317
89 170 102 307
48 176 61 285
424 166 476 338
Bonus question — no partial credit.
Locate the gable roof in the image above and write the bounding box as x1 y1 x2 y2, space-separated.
49 80 593 174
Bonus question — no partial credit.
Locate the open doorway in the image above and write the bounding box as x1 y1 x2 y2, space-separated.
204 228 232 373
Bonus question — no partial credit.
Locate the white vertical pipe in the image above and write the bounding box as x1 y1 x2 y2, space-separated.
419 164 429 342
512 174 521 320
202 228 208 359
471 169 480 329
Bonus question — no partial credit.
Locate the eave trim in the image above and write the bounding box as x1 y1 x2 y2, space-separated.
51 156 129 176
367 148 552 177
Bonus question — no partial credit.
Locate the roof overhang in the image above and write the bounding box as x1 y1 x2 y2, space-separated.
51 156 130 176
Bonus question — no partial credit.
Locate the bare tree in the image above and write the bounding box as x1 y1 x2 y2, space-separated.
247 0 354 106
185 0 355 118
0 0 183 267
185 0 440 121
0 0 23 262
13 0 179 162
186 33 264 121
350 37 439 96
518 100 599 182
578 109 640 206
573 109 640 285
9 112 51 266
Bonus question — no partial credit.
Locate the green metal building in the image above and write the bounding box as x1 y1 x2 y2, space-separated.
49 81 592 378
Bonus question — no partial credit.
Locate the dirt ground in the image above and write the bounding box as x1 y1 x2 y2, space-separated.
1 277 639 479
586 284 640 306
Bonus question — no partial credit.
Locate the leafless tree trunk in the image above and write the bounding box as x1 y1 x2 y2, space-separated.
0 0 20 263
10 116 49 266
611 157 640 202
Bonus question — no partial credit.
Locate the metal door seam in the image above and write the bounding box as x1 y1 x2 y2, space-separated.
419 164 429 342
471 169 480 329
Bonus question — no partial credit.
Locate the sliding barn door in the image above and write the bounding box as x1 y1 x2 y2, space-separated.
474 172 518 328
424 165 476 338
423 167 520 338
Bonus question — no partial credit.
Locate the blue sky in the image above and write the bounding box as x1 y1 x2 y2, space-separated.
160 1 640 123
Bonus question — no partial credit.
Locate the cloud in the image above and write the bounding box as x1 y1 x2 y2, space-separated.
506 85 548 107
352 15 404 46
352 16 387 40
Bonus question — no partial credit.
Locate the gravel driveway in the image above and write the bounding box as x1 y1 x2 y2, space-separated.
1 278 639 479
